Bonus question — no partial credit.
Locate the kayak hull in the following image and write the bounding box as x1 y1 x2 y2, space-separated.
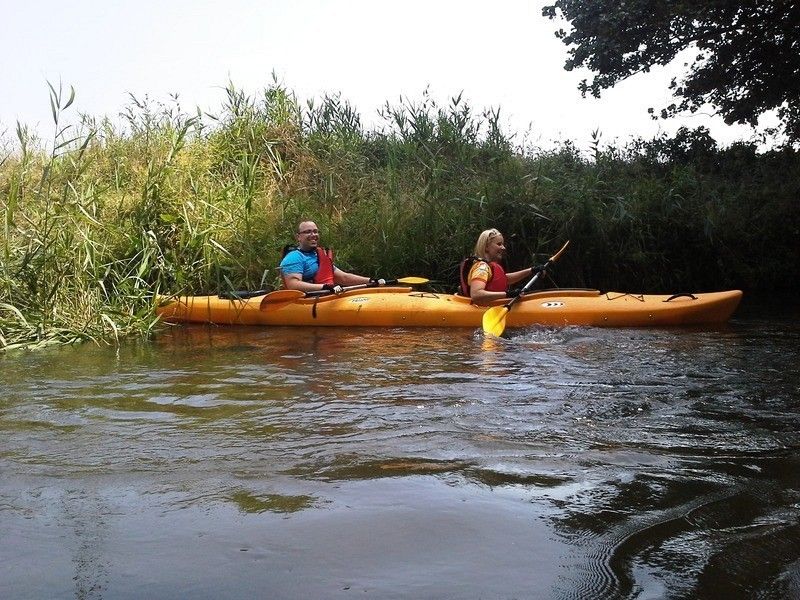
156 287 743 328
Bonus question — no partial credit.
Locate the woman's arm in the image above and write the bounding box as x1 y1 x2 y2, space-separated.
469 279 507 304
506 266 537 286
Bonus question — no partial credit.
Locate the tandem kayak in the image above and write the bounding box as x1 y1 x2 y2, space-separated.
156 287 743 328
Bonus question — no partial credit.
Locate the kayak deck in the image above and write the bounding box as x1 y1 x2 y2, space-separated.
156 287 743 328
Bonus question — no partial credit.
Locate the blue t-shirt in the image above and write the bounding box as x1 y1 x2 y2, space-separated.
279 248 321 282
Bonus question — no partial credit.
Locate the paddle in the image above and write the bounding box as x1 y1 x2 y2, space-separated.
257 289 305 311
385 276 429 285
223 278 427 301
304 276 429 297
258 277 428 310
481 241 570 336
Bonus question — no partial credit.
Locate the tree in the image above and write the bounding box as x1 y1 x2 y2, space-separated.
542 0 800 144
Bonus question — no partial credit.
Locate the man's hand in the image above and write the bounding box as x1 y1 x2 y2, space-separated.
322 283 344 294
368 278 387 286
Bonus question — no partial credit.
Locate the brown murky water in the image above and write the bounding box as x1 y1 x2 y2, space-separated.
2 298 799 599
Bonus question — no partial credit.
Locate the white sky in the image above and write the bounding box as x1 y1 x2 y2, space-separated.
1 0 762 152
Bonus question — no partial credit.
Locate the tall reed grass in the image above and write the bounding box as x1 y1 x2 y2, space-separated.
1 81 798 349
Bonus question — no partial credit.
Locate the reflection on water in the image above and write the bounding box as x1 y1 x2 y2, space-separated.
2 302 800 598
229 490 318 514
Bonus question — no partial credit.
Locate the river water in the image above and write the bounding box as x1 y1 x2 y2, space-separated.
2 298 799 599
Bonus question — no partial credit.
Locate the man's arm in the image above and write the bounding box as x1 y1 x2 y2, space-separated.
333 267 370 286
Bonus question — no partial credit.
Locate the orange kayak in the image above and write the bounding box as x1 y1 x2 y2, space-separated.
156 287 743 328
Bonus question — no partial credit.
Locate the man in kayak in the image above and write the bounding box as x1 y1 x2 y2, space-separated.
279 220 383 294
459 228 543 304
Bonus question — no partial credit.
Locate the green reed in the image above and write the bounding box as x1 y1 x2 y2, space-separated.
1 80 798 350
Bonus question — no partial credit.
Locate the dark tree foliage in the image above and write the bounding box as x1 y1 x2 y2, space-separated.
543 0 800 144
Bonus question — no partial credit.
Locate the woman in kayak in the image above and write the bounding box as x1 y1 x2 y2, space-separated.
280 220 383 294
460 228 542 304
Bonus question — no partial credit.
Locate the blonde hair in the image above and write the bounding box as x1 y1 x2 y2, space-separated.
473 228 502 259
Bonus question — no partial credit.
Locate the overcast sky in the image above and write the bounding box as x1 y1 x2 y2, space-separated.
1 0 761 151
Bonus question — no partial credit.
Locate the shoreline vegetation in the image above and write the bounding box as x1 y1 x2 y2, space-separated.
1 81 798 350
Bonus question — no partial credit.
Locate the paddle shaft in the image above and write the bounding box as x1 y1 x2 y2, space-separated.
503 272 542 312
304 277 427 298
305 282 373 297
504 240 570 310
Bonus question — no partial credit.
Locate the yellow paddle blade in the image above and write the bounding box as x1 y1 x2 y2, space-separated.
479 240 569 336
259 289 304 311
482 306 510 336
395 276 429 285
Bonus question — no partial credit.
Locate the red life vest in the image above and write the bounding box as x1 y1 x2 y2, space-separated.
280 246 335 287
459 258 508 296
313 247 335 284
